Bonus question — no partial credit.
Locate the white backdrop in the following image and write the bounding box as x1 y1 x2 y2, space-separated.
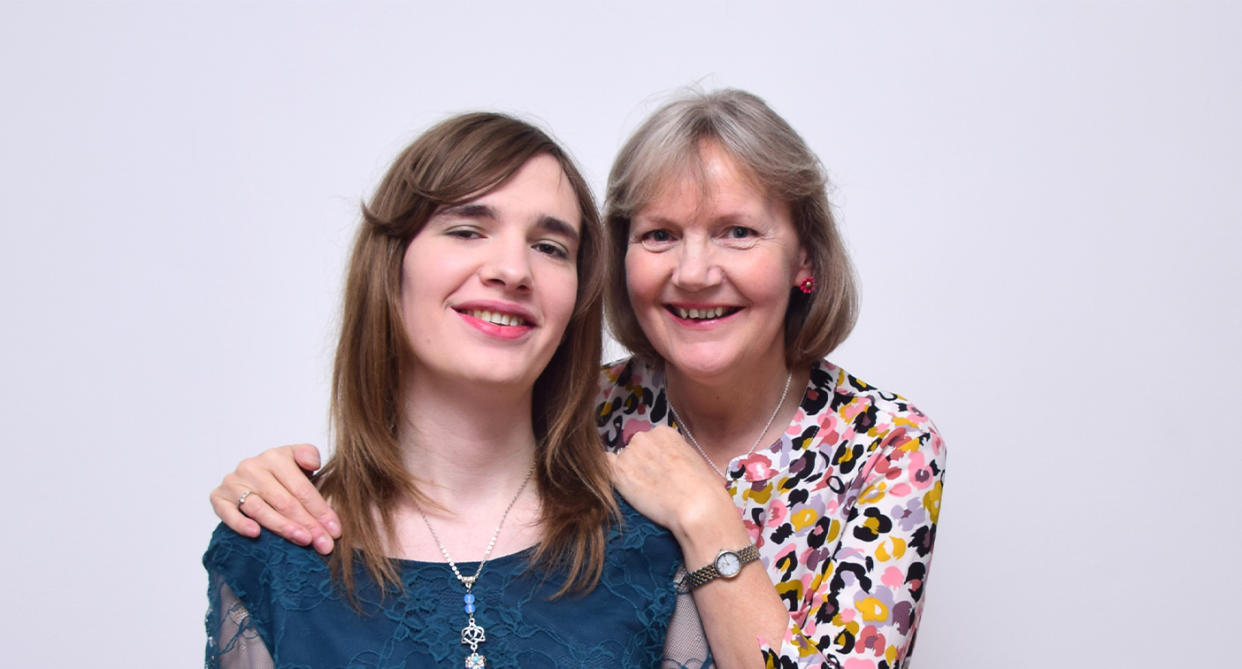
2 2 1239 667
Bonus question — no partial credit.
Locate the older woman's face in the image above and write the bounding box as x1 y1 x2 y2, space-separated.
624 141 811 382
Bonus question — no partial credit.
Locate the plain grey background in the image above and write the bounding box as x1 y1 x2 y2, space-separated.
3 2 1239 667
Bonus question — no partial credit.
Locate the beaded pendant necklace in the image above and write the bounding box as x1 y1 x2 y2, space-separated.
413 465 535 669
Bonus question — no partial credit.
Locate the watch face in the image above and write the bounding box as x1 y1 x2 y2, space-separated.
716 551 742 578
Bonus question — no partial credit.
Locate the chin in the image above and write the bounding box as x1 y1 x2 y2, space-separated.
451 360 536 389
659 346 743 381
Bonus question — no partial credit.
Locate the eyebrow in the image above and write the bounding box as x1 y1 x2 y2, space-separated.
437 203 496 220
638 212 758 228
437 203 579 243
536 215 580 243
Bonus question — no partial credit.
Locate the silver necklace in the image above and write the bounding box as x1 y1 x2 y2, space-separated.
669 371 794 479
413 464 535 669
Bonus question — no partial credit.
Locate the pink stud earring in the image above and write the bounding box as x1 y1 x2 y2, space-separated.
798 276 815 294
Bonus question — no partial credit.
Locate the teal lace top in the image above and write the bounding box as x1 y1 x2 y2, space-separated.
204 500 700 668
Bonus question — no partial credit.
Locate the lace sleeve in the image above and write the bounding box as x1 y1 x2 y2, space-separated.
661 566 713 669
204 526 277 669
206 574 274 669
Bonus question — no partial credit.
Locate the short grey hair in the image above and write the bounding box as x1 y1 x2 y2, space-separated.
603 88 858 369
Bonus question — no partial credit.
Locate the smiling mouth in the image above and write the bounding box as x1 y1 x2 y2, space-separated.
460 309 531 327
668 306 741 321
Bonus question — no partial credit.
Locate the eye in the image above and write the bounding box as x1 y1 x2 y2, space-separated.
532 240 571 260
719 225 761 249
636 228 677 251
445 227 483 240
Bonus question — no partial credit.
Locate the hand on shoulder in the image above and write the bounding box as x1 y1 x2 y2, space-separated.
208 444 341 554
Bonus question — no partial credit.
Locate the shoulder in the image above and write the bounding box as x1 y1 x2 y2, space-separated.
808 359 946 464
606 496 681 571
204 524 328 593
595 357 670 450
206 523 315 563
593 496 682 642
811 360 941 434
597 355 660 398
601 355 636 379
205 524 338 638
204 523 261 571
608 495 674 543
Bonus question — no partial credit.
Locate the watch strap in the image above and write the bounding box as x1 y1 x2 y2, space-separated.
680 544 760 591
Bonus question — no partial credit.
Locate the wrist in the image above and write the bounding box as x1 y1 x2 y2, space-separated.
680 543 761 592
670 487 751 567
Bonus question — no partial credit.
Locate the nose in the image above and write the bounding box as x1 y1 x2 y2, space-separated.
480 234 533 292
671 236 720 291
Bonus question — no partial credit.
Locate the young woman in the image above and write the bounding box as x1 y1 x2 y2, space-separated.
212 90 946 669
204 113 697 669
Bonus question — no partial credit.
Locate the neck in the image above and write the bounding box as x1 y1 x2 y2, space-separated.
397 375 538 500
666 354 807 467
386 376 544 562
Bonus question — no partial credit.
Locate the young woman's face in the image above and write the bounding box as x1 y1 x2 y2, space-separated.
624 141 811 383
400 154 582 395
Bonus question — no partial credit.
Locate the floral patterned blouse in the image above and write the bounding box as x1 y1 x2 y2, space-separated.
595 357 946 669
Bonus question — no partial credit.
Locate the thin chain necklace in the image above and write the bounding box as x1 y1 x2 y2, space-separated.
669 370 794 479
413 464 535 669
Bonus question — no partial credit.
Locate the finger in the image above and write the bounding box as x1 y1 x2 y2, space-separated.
232 460 326 548
256 449 340 543
225 476 320 547
283 445 341 538
604 452 635 497
290 443 323 472
605 450 622 477
622 431 649 454
240 492 318 547
210 488 261 537
622 422 653 445
606 449 650 493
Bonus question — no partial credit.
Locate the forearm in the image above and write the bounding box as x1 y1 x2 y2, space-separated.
673 496 788 669
767 426 946 668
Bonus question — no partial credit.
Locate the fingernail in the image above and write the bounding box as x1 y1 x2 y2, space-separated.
325 519 341 536
314 535 334 554
291 528 311 545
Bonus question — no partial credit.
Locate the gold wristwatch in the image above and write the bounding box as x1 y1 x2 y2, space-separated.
680 544 760 591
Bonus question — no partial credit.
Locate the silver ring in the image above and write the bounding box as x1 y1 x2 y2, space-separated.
238 490 256 509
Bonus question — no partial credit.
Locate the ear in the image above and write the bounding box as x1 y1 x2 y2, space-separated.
793 246 813 286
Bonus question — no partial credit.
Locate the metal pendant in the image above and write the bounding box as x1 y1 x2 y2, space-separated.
461 616 486 667
461 618 486 648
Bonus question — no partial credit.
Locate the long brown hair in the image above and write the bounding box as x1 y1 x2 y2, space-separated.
317 112 614 600
604 89 859 369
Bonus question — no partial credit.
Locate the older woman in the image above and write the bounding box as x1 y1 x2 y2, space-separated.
598 90 944 669
212 90 945 669
204 113 695 669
